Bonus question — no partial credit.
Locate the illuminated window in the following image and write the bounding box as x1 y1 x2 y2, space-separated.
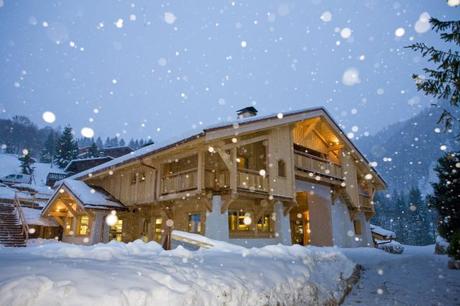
109 219 123 241
353 220 362 235
278 159 286 177
228 210 253 232
154 217 163 242
188 213 202 234
78 215 90 235
257 214 271 232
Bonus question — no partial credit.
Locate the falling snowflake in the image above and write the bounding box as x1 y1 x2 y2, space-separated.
320 11 332 22
42 111 56 123
114 18 124 28
164 12 176 24
81 127 95 138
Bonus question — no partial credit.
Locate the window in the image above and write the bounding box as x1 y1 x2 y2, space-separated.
130 173 137 185
353 220 362 235
64 216 74 235
109 219 123 241
139 172 146 183
257 214 272 232
154 217 163 242
229 210 253 232
78 215 90 236
188 213 202 233
278 159 286 177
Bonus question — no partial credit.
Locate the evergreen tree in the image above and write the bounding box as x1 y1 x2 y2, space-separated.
428 152 460 244
406 187 432 245
119 138 126 146
55 126 78 168
407 17 460 131
88 142 100 158
95 137 103 148
40 131 57 163
19 150 34 175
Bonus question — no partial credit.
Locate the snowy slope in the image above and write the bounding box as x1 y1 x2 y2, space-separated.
0 153 62 187
0 239 355 306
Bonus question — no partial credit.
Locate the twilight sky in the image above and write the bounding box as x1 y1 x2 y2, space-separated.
0 0 458 142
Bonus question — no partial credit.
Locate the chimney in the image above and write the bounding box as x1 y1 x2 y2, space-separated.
236 106 258 119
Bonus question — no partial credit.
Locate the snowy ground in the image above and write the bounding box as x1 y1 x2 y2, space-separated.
0 239 355 306
342 245 460 306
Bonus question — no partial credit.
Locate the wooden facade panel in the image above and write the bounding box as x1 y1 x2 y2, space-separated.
268 126 295 198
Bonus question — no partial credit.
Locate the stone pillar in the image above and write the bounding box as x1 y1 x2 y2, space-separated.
275 201 292 245
90 211 108 244
205 195 229 241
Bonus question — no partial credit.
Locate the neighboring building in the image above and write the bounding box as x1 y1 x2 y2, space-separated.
64 157 113 175
41 107 386 247
78 146 134 159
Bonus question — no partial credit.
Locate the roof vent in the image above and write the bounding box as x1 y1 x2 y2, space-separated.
236 106 258 119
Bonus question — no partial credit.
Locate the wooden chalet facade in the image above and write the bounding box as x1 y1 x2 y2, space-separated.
41 107 386 247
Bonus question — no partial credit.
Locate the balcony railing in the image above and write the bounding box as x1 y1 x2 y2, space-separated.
359 193 373 211
160 168 198 195
237 168 269 193
205 169 230 190
294 150 342 179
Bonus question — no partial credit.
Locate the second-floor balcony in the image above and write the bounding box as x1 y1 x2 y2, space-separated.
294 149 342 180
237 168 269 193
160 168 198 195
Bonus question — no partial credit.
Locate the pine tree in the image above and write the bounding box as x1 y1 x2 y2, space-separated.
428 152 460 243
95 137 103 149
119 138 126 146
406 187 432 245
55 126 78 168
40 131 57 163
406 17 460 132
19 150 34 175
88 142 100 158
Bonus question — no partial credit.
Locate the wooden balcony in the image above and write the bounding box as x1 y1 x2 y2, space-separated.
160 168 198 195
294 150 342 180
359 193 373 212
205 169 230 190
237 168 269 193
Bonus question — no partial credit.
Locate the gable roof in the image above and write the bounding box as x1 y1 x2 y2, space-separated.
42 179 126 216
64 156 113 173
66 107 386 187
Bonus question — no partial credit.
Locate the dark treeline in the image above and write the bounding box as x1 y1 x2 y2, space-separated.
372 187 436 246
0 115 152 162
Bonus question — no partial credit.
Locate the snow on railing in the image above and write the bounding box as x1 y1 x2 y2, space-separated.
14 192 29 241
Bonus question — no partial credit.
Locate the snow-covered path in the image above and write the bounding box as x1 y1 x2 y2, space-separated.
342 245 460 306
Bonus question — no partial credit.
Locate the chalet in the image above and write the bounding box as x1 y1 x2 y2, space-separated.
41 107 386 247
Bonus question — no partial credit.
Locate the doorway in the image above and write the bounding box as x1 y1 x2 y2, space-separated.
290 192 311 245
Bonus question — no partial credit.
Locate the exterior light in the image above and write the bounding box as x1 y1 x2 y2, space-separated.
105 210 118 226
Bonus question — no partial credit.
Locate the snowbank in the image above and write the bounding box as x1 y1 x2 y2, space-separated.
0 239 355 306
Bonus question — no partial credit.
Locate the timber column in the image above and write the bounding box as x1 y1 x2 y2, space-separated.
275 201 292 245
205 195 229 241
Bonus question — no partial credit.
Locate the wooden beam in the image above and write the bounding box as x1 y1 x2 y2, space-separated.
221 135 269 150
302 117 321 138
50 215 64 227
215 147 233 171
221 193 238 214
61 199 80 217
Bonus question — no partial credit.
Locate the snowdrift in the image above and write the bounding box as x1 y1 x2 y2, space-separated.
0 239 355 306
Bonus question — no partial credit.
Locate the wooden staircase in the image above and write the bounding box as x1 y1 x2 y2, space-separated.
0 203 27 247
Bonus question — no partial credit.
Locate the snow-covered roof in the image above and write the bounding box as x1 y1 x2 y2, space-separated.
22 207 59 227
370 224 396 239
66 107 386 186
43 179 125 215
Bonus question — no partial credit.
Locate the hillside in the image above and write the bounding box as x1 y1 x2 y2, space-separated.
0 153 60 187
357 107 460 193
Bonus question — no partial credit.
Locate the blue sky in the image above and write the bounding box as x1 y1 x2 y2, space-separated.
0 0 458 141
